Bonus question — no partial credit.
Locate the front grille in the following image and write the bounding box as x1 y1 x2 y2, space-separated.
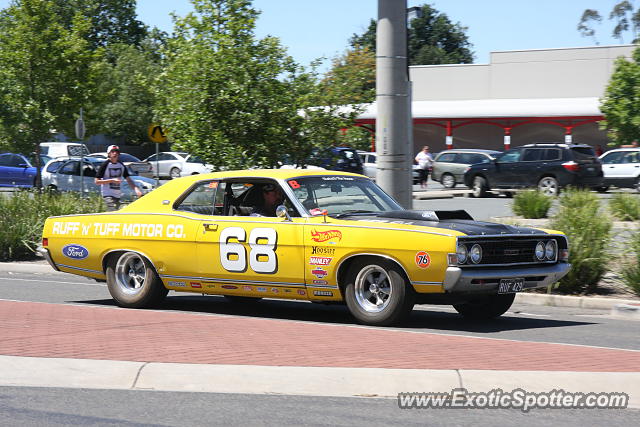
458 236 566 267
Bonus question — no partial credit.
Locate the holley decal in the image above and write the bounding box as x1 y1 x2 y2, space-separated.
311 229 342 243
311 268 328 278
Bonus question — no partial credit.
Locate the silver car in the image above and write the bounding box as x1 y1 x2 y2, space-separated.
42 157 156 200
357 151 420 183
432 149 500 188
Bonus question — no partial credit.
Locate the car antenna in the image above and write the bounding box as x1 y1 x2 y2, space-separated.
322 209 329 223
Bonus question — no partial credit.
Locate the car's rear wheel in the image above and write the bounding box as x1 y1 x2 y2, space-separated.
453 293 515 319
597 186 610 193
106 252 168 308
635 177 640 192
441 173 456 189
538 176 559 196
169 167 181 179
344 258 414 326
471 176 488 198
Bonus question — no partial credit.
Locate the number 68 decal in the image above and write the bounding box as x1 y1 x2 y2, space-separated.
220 227 278 273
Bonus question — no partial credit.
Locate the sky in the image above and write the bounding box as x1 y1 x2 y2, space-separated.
0 0 633 71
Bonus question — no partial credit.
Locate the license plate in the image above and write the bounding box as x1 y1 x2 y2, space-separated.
498 278 525 294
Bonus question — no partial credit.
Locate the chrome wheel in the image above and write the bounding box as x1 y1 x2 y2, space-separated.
170 167 181 179
114 252 147 296
538 177 559 196
472 176 487 198
441 173 456 188
354 264 392 313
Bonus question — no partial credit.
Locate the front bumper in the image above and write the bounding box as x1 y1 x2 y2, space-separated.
443 262 571 293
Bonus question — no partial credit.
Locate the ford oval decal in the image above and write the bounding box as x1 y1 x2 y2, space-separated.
62 244 89 260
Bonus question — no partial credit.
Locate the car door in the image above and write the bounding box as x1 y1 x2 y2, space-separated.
194 179 306 294
600 151 625 183
55 160 80 191
614 151 640 184
0 154 14 185
492 149 522 187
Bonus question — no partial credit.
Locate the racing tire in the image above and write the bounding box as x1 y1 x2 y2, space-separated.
538 176 559 196
453 293 516 320
471 176 488 198
441 173 456 189
106 252 168 308
344 257 415 326
169 167 181 179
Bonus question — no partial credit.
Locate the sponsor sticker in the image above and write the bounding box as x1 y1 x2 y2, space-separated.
321 176 353 181
284 289 292 293
311 268 328 278
206 284 216 289
271 288 279 294
190 282 202 288
221 285 238 290
313 290 333 297
309 256 332 266
415 251 431 269
311 229 342 243
168 281 186 287
242 286 252 291
62 244 89 260
312 279 328 286
257 287 267 292
311 246 335 255
297 289 306 296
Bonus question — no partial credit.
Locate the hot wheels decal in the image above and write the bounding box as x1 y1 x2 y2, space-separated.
311 229 342 243
415 251 431 269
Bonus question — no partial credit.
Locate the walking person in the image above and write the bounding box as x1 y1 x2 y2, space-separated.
95 145 142 211
415 145 434 189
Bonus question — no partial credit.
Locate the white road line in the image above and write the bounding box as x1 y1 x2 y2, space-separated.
0 277 105 286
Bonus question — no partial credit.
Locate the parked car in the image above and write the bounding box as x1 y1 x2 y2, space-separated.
41 169 570 326
464 143 603 197
0 153 36 187
87 152 154 178
357 151 420 183
42 157 156 199
307 147 364 175
432 149 500 188
598 148 640 191
40 142 90 158
143 152 213 179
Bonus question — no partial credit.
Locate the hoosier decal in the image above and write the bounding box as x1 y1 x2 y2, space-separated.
311 246 335 255
311 229 342 243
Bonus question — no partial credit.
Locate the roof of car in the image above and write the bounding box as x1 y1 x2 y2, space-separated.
436 149 501 154
521 143 593 148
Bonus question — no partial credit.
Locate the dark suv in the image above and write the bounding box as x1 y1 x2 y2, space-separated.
308 147 364 175
463 143 603 197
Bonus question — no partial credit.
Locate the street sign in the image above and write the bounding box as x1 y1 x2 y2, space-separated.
148 124 167 143
75 118 85 140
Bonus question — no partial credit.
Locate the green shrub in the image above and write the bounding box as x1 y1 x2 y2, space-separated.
550 189 612 294
608 193 640 221
512 190 553 218
621 230 640 297
0 191 104 261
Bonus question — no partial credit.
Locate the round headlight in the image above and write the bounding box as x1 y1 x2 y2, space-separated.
457 244 468 264
470 244 482 264
535 241 546 261
545 240 557 260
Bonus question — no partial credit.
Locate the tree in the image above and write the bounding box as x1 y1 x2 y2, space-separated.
578 1 640 44
600 47 640 145
319 46 376 105
155 0 361 170
0 0 98 184
52 0 148 49
348 4 474 65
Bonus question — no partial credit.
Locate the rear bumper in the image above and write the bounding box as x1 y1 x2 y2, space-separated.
443 262 571 293
36 246 60 271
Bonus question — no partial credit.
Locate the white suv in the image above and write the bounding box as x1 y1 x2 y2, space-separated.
40 142 90 158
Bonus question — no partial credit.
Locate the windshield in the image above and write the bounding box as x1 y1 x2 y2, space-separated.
286 176 402 217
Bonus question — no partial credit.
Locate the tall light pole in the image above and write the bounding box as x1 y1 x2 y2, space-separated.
376 0 412 208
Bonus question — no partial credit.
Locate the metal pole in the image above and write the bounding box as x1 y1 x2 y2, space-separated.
376 0 412 208
79 108 84 197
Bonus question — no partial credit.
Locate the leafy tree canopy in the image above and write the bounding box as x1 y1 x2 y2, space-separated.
349 3 474 65
578 1 640 44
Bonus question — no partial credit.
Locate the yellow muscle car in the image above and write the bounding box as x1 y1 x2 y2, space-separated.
40 169 570 326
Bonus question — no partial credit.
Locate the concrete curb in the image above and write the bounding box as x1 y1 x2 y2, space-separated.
611 303 640 320
515 292 639 310
0 355 637 407
413 189 470 200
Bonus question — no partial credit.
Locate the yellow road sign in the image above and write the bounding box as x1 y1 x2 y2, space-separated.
148 124 167 143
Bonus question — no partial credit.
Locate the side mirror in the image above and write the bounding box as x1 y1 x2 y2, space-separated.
276 205 291 221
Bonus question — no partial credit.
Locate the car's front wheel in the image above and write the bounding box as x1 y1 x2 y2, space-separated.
169 167 181 179
106 252 168 308
471 176 488 198
453 293 515 319
441 173 456 189
538 176 559 196
344 258 414 326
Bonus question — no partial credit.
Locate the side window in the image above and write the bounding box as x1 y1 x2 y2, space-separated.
621 152 640 163
174 180 219 215
59 161 79 175
158 153 174 161
497 150 521 163
436 153 456 163
146 154 157 162
46 161 63 173
600 152 625 164
542 149 561 161
0 154 10 166
522 149 543 162
8 154 24 167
